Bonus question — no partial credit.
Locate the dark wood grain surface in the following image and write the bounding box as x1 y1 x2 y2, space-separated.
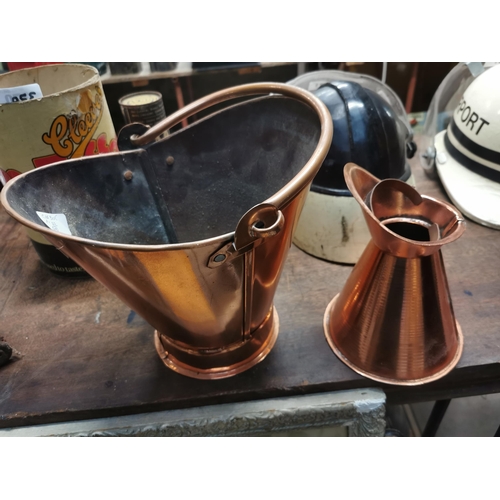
1 158 500 429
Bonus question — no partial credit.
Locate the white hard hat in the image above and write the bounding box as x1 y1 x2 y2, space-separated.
434 64 500 229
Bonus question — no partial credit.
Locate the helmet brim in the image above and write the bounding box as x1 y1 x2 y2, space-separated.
435 130 500 230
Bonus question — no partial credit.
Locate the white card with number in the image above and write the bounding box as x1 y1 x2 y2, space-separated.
0 84 43 104
36 211 72 235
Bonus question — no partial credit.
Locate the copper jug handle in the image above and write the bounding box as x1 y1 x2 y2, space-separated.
127 82 332 148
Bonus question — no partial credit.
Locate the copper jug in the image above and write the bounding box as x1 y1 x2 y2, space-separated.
1 83 333 380
324 164 466 385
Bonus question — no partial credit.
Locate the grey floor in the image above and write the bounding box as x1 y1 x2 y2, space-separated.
387 393 500 437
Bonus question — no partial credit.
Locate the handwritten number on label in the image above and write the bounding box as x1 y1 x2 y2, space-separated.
0 83 43 104
8 92 39 102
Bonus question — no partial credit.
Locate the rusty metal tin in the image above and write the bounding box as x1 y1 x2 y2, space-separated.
119 91 167 128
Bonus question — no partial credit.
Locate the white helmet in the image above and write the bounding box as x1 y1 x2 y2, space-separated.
424 63 500 229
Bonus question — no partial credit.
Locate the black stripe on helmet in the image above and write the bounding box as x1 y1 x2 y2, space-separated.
450 119 500 165
444 131 500 183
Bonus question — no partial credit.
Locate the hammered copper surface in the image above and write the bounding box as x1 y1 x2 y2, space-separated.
324 164 465 385
2 82 333 380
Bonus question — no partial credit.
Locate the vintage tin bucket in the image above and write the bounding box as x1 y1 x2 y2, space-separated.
2 82 333 379
0 64 118 276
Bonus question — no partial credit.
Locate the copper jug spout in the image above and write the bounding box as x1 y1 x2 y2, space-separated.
324 163 466 385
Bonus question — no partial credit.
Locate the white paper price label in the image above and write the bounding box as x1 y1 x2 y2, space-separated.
36 211 72 235
0 83 43 104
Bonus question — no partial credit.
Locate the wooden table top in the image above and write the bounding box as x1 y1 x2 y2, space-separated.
1 157 500 429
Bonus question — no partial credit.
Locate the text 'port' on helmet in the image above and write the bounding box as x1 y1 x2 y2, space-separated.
433 63 500 230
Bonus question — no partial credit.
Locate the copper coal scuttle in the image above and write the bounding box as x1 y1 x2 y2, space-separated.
1 83 333 380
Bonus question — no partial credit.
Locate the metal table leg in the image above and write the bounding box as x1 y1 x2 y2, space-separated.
422 399 451 437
